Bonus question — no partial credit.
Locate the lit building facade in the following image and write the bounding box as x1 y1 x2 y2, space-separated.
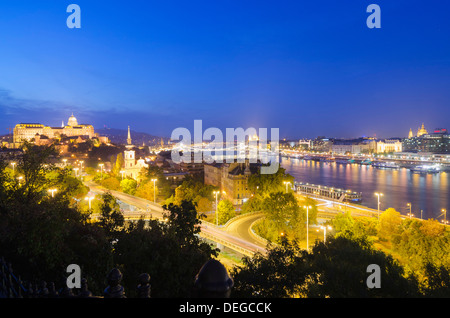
331 138 376 155
403 128 450 154
376 139 403 153
13 114 95 145
204 161 257 205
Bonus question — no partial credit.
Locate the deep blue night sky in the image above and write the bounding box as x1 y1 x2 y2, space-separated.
1 1 450 139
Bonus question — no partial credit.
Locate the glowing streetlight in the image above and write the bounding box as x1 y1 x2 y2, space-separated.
441 209 448 225
85 196 95 210
98 163 104 178
374 193 383 219
283 181 291 193
407 203 413 219
320 225 332 243
151 178 157 203
214 191 220 226
48 188 57 198
303 205 312 251
10 162 16 174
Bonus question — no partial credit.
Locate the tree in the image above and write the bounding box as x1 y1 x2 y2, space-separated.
304 236 419 297
113 153 124 176
377 208 402 241
231 237 306 298
231 236 420 298
13 142 57 204
0 147 112 294
421 262 450 297
332 211 355 237
171 176 217 205
100 177 121 191
113 210 218 297
109 154 117 175
144 164 173 199
217 199 236 225
195 196 213 213
98 192 125 240
259 192 311 242
247 167 294 198
134 179 156 201
120 178 137 195
240 196 262 214
163 200 203 247
391 219 450 275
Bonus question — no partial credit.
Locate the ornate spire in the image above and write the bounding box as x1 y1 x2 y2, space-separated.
127 126 132 145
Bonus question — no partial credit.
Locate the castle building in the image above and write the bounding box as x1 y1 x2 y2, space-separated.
13 113 95 146
122 126 148 180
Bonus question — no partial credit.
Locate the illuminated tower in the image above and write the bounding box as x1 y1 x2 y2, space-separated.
408 128 414 139
127 125 132 146
124 126 135 168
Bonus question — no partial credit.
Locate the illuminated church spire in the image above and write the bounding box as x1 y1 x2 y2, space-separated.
408 128 413 138
127 126 132 145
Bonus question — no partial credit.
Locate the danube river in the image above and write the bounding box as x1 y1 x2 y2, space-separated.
281 157 449 221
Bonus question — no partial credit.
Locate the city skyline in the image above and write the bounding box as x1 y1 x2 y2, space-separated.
1 1 450 139
3 111 445 141
1 1 450 303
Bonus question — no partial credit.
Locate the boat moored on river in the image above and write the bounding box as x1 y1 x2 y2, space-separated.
410 164 441 174
294 181 362 203
372 161 400 169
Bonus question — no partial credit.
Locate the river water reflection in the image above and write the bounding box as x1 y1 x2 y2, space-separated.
281 157 449 221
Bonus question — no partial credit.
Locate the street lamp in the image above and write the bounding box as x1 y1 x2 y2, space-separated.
214 191 220 226
48 188 57 198
10 162 16 174
283 181 291 194
74 167 79 178
98 163 104 178
407 203 413 219
120 170 125 180
441 209 448 225
151 178 157 203
85 196 95 210
320 225 332 243
303 205 312 251
374 193 383 219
